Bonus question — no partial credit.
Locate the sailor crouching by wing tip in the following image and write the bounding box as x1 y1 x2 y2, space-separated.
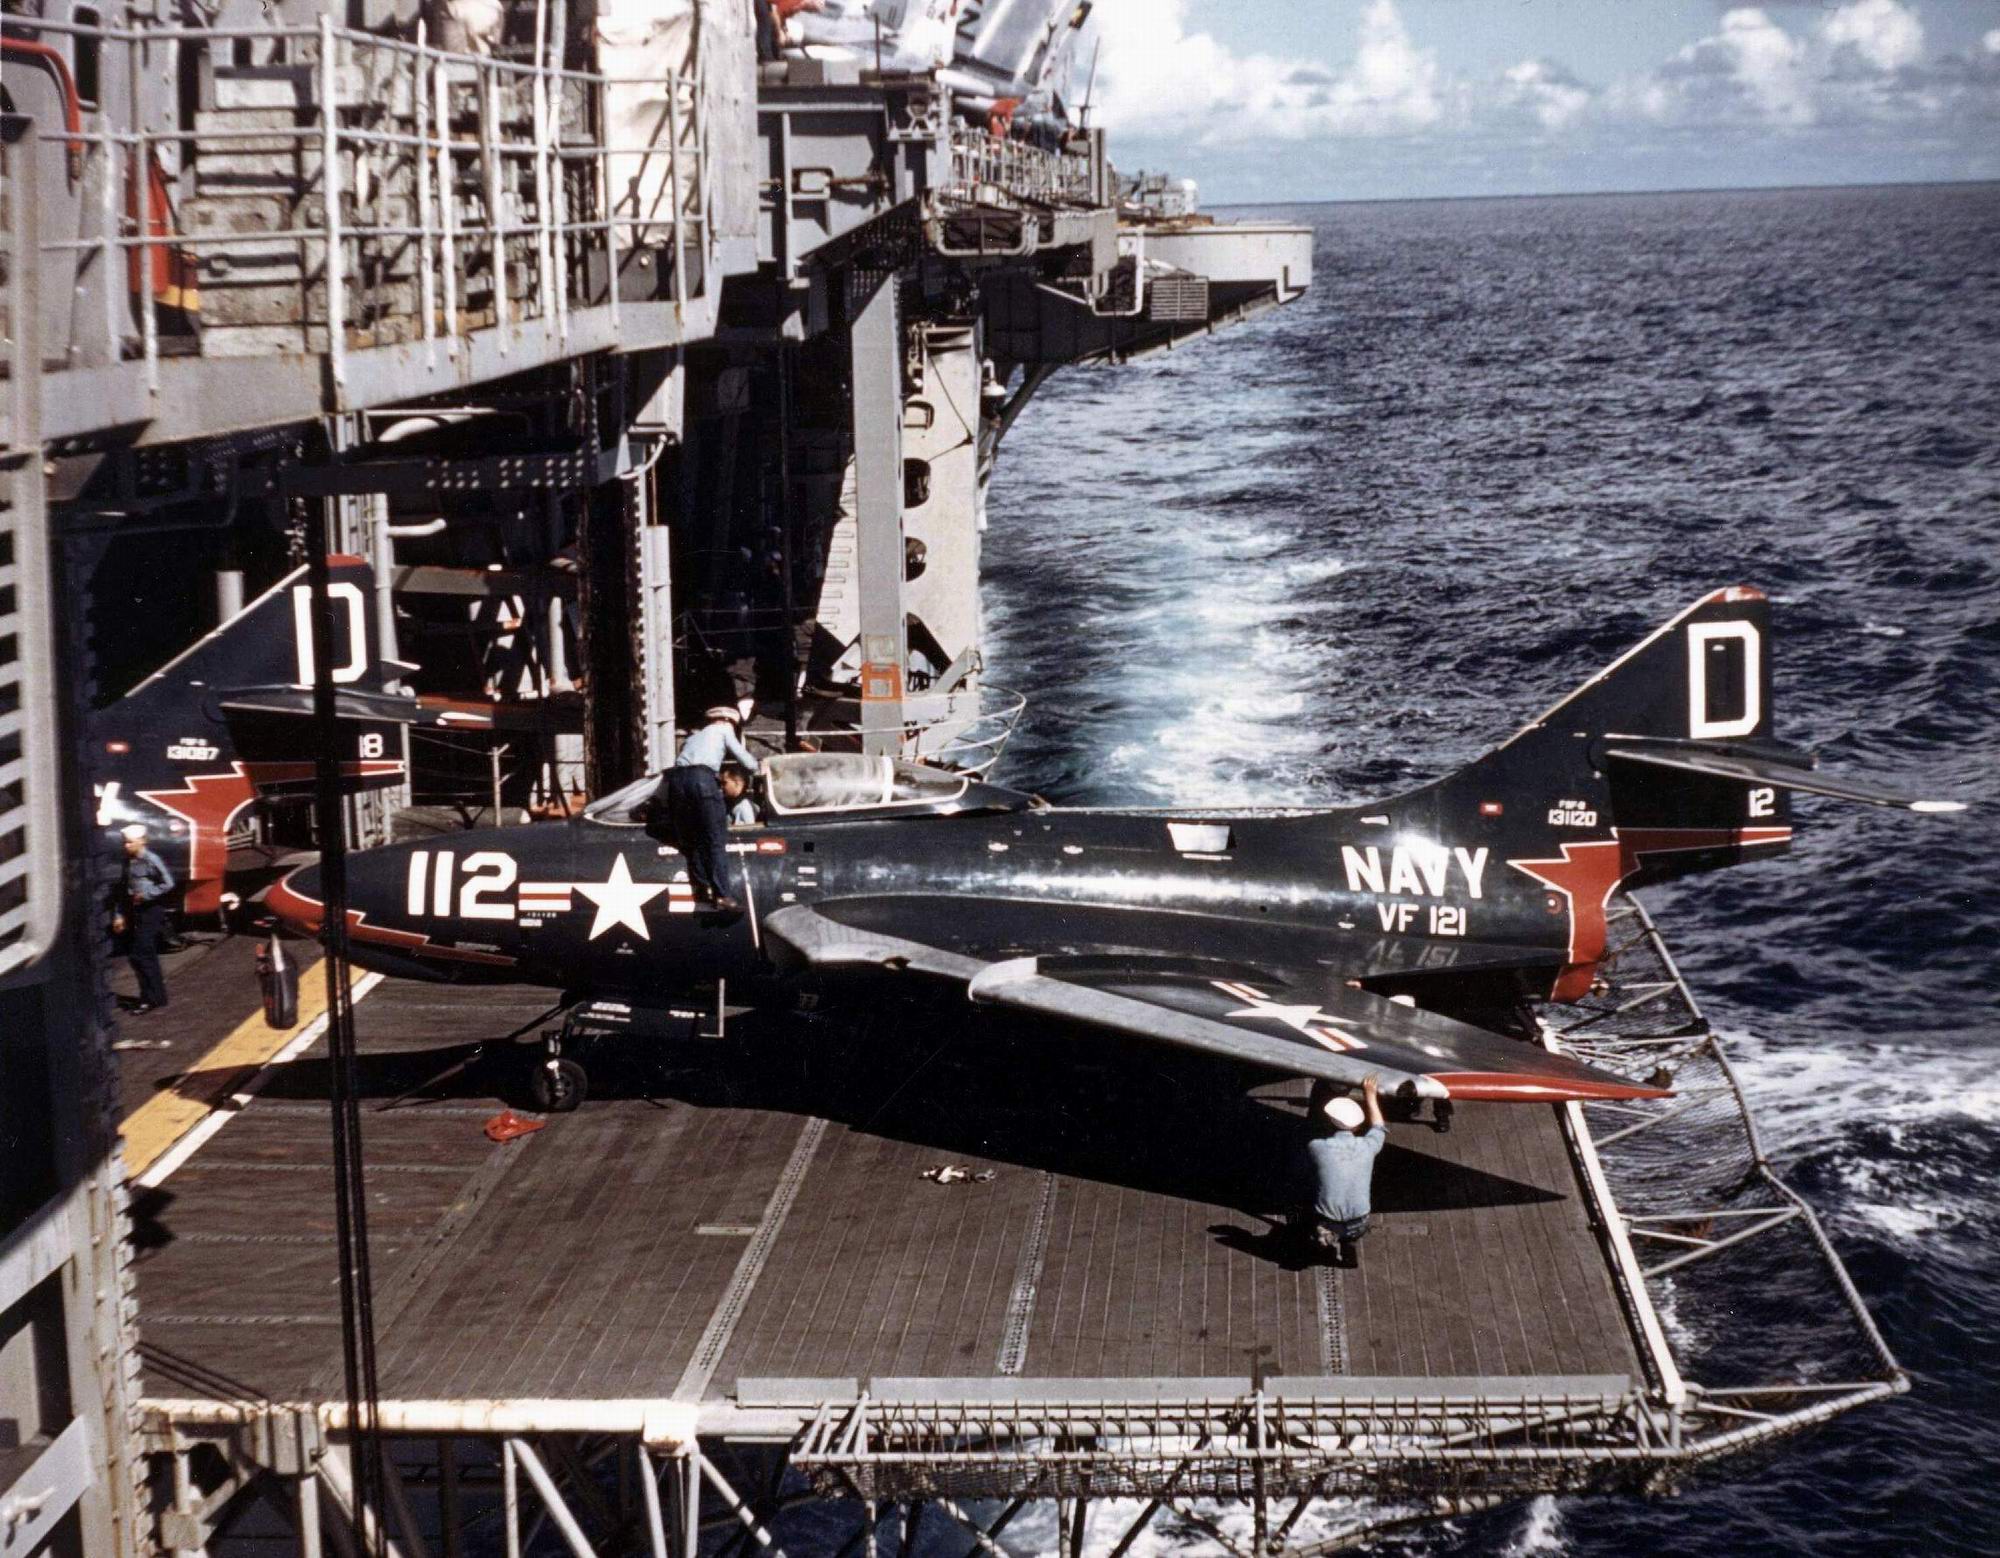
1299 1076 1387 1270
114 823 176 1015
639 704 756 913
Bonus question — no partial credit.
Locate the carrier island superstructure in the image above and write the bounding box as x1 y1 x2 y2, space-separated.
1 2 1905 1553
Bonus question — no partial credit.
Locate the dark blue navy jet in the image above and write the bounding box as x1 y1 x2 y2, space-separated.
273 588 1960 1111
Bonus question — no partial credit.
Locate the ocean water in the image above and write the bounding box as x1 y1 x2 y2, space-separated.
982 184 2000 1555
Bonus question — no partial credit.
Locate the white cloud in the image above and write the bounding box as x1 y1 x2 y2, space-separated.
1085 0 1997 186
1823 0 1924 73
1090 0 1440 142
1639 7 1815 126
1498 58 1594 132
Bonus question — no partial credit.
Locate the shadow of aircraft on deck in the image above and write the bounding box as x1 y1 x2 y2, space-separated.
164 990 1563 1253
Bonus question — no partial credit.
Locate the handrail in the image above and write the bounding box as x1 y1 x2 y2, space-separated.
13 16 714 390
944 122 1095 208
0 120 66 984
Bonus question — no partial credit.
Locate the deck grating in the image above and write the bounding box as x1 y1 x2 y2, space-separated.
129 978 1642 1405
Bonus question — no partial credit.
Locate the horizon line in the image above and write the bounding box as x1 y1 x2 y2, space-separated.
1208 175 2000 210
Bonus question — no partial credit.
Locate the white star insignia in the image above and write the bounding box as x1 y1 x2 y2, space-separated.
574 853 668 941
1211 980 1366 1053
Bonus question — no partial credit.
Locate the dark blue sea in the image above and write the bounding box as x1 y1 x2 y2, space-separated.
982 184 2000 1556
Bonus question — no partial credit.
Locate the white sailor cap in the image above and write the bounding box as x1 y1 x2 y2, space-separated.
1324 1096 1366 1130
121 824 150 842
704 705 744 724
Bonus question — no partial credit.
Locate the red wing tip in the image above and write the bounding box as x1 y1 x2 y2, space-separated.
1429 1071 1674 1103
1710 584 1766 604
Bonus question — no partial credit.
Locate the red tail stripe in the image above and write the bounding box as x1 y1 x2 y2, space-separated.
268 872 517 967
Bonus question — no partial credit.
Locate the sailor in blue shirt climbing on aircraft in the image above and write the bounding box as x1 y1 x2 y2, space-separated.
641 704 757 911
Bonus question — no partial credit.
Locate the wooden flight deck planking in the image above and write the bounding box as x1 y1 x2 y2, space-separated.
129 970 1642 1407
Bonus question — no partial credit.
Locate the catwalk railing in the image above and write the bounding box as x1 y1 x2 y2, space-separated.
3 14 714 435
1543 892 1906 1456
944 121 1104 210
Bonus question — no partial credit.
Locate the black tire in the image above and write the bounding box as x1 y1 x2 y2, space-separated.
529 1056 587 1114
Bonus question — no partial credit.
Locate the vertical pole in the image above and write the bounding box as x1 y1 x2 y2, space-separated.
415 22 435 346
774 350 799 751
434 60 459 353
100 123 119 363
489 744 507 822
546 0 570 333
437 1439 462 1558
320 15 346 389
664 72 685 315
130 41 157 394
168 1444 197 1556
482 63 509 340
502 1438 521 1558
637 1447 669 1558
635 476 677 772
216 569 245 623
681 1448 700 1558
372 501 400 693
298 1470 325 1558
846 271 906 756
1252 1386 1267 1554
601 75 621 329
530 0 554 322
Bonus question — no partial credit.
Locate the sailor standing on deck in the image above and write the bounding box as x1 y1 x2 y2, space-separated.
113 823 175 1014
1305 1076 1387 1268
643 705 757 911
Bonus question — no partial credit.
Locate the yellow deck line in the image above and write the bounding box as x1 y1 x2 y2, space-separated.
121 957 362 1180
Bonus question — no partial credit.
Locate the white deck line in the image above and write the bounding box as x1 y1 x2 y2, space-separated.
134 971 385 1189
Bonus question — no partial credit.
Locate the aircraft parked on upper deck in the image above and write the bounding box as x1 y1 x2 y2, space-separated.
88 556 505 922
270 587 1962 1111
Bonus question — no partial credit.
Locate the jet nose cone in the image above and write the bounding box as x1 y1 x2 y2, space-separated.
268 863 326 936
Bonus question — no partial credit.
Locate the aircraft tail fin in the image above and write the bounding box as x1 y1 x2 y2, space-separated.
92 557 407 914
112 555 410 799
211 556 410 797
1453 584 1962 850
1400 586 1960 997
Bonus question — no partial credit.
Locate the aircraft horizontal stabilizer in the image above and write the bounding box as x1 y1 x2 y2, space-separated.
1602 737 1966 813
221 686 429 723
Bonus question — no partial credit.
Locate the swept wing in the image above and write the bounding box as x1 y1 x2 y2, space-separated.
764 903 1666 1104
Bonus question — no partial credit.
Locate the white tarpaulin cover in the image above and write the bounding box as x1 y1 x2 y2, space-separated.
790 0 959 73
595 0 756 251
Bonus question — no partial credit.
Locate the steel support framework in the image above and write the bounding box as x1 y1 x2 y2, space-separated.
6 16 719 451
845 270 907 756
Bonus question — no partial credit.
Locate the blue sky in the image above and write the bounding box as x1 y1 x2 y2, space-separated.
1080 1 2000 201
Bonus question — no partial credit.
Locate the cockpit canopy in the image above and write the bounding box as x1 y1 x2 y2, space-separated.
580 752 1029 825
763 753 966 814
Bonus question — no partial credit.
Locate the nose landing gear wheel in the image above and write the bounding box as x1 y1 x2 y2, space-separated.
529 1055 588 1114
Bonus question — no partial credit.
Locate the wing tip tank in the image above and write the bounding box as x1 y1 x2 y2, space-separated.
1427 1070 1674 1103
